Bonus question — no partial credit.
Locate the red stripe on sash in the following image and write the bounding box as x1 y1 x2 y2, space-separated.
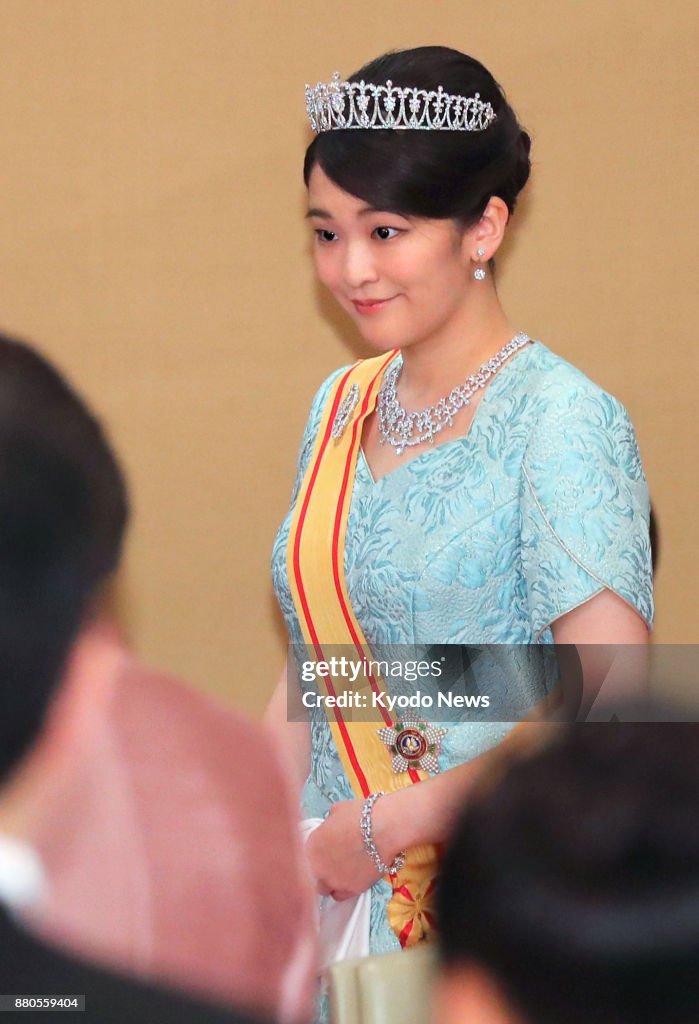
292 364 370 796
331 353 396 728
330 353 421 782
292 365 355 653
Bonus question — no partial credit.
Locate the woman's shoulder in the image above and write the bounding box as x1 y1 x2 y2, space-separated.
521 339 647 486
304 363 352 424
516 341 640 460
525 340 629 417
291 364 352 481
517 343 653 635
304 353 396 423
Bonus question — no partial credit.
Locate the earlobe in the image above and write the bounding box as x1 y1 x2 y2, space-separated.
474 197 510 258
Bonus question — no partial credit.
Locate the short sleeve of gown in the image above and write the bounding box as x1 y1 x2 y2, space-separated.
289 366 349 505
520 381 654 641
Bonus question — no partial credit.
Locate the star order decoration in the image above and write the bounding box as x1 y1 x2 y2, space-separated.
378 713 447 774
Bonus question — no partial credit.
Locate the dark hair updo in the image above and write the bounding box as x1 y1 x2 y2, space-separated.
304 46 531 227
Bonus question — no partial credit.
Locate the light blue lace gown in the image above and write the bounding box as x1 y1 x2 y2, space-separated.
272 339 654 969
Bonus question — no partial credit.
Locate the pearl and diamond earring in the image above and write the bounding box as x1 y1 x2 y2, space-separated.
473 247 487 280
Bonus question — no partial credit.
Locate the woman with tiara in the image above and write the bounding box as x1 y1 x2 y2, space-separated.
267 45 653 986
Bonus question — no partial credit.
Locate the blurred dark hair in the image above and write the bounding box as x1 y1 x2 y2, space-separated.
438 721 699 1024
0 333 128 780
304 46 531 227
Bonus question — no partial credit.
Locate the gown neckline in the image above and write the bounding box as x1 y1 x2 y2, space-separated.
359 338 538 487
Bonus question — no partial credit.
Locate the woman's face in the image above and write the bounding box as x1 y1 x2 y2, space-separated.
307 164 479 353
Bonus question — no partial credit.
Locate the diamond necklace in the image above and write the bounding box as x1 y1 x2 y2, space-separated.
377 332 531 456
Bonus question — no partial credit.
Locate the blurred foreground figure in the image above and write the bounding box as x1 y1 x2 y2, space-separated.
436 718 699 1024
27 625 316 1023
0 334 265 1022
0 333 315 1022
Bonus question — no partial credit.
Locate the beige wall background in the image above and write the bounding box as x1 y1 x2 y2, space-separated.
0 0 695 715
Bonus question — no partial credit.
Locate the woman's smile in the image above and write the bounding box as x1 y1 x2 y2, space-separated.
306 164 488 353
351 296 399 315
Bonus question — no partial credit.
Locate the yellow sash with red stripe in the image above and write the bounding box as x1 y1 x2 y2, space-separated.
286 354 438 947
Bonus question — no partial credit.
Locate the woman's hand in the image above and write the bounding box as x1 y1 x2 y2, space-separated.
306 798 388 901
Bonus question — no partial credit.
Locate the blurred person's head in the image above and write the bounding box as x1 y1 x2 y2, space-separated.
0 332 128 783
436 721 699 1024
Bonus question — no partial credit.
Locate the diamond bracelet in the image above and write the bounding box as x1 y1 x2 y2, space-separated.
359 792 406 877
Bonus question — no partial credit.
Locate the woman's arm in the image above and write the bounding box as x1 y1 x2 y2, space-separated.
552 587 650 718
553 587 649 645
307 587 649 898
306 719 554 898
263 655 311 795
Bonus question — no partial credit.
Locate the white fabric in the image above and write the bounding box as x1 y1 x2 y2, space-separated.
0 833 45 911
301 818 371 970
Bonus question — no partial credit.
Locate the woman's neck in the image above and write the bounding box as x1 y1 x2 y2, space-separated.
397 284 517 406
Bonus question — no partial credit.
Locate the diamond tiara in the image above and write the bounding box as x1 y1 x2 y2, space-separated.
305 71 497 133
